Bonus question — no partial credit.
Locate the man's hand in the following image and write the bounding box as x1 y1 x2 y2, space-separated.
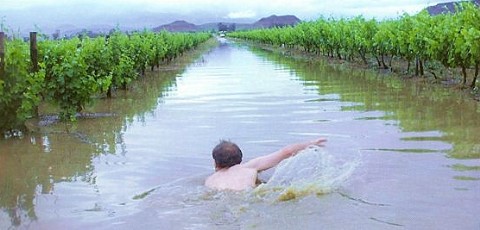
309 138 327 146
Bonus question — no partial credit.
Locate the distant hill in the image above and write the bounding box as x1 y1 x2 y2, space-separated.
196 22 252 32
252 15 301 28
153 15 301 33
153 20 198 32
426 0 480 15
53 14 301 37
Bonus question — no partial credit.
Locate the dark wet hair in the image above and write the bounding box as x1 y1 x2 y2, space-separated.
212 140 243 168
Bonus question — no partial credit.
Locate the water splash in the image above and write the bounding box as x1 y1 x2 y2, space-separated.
254 146 359 201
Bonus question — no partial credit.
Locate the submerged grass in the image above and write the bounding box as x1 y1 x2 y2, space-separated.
449 164 480 171
132 188 156 200
453 176 480 181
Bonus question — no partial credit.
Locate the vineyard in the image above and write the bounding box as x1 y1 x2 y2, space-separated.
229 2 480 90
0 30 211 133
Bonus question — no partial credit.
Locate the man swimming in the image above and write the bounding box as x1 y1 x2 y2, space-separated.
205 138 327 191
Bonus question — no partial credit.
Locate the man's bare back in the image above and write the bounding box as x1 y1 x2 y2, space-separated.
205 138 326 191
205 165 258 190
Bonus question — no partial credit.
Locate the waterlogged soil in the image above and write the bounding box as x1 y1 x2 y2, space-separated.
1 38 479 229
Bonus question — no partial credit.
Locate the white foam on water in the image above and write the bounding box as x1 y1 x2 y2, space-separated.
253 146 359 201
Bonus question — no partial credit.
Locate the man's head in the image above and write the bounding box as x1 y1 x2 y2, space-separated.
212 140 243 169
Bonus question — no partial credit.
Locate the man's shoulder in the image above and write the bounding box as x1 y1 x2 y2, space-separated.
204 173 216 187
205 165 258 190
232 163 254 170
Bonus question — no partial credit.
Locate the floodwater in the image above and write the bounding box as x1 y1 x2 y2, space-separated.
1 38 479 229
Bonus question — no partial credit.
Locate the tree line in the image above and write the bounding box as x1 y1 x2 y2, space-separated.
229 2 479 89
0 30 211 133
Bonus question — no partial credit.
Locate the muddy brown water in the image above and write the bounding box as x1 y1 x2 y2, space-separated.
1 38 479 229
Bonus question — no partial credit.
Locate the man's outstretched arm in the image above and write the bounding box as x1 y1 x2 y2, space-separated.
242 138 326 172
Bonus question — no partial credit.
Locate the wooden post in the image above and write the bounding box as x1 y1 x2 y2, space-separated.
30 32 38 72
0 32 5 77
30 32 40 117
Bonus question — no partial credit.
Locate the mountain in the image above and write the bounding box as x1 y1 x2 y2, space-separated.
153 15 301 33
426 0 480 15
153 20 198 32
252 15 301 28
48 14 300 38
196 22 254 32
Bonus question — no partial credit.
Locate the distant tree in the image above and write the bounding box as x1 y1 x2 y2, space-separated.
218 23 228 32
52 30 60 40
228 23 236 32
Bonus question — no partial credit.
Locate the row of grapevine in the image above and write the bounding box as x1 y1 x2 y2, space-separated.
229 2 480 88
0 30 211 132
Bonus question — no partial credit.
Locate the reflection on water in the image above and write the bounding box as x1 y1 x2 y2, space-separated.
249 46 480 159
0 133 98 226
0 41 211 228
1 38 479 229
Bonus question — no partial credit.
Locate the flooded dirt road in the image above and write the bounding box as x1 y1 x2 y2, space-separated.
1 39 479 229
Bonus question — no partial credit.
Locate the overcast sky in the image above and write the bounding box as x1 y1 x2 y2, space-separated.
0 0 457 33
